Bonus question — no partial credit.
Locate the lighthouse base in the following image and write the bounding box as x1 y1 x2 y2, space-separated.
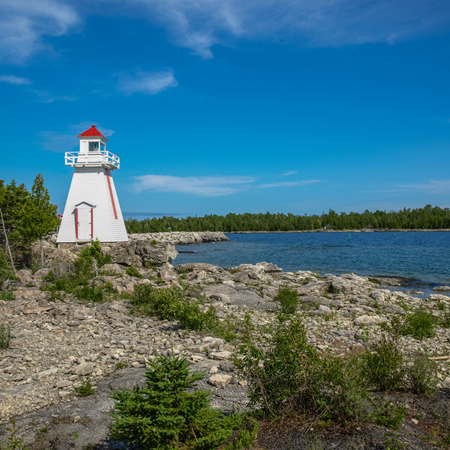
57 167 128 244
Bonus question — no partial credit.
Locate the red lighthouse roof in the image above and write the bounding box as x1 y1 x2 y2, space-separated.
77 125 108 141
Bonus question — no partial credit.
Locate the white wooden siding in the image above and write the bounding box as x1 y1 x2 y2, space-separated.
57 168 128 243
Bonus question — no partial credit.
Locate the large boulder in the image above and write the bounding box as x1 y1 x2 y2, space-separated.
109 241 137 266
135 241 178 267
174 263 226 275
108 241 177 267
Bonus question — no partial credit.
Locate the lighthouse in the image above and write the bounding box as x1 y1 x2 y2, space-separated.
57 125 128 244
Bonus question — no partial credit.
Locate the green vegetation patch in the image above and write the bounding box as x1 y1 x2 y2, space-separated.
131 285 216 331
109 352 255 450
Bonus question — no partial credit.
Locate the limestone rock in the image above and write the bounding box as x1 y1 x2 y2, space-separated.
136 242 178 267
74 362 94 376
208 374 232 389
432 286 450 292
354 315 384 326
256 262 282 273
209 351 233 360
109 242 136 266
101 264 125 275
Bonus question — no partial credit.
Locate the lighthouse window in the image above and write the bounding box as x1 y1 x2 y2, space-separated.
89 142 99 152
100 143 105 151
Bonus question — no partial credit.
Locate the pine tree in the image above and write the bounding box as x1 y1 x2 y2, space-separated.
19 174 59 267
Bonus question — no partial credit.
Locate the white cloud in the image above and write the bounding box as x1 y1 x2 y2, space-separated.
260 180 322 188
40 122 115 152
281 171 297 176
398 180 450 195
0 0 78 64
124 0 450 58
133 174 323 196
117 70 178 96
0 74 31 85
133 175 255 196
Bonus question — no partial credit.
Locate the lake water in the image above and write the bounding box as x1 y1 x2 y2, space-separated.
173 232 450 286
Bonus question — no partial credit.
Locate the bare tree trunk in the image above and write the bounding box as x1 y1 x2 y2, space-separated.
0 208 16 275
40 236 44 268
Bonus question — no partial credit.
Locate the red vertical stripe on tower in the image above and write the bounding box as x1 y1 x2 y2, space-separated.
90 208 93 238
75 208 78 239
105 169 118 219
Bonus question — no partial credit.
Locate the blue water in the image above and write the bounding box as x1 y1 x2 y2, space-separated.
174 232 450 286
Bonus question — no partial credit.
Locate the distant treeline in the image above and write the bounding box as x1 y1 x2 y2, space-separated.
125 205 450 233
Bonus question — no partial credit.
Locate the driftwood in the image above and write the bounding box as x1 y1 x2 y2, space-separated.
428 356 450 361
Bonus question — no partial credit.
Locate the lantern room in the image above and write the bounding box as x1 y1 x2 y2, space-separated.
78 125 108 154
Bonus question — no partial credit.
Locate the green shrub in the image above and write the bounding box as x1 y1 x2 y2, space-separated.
237 314 367 422
404 309 437 339
77 376 95 397
274 286 298 314
407 353 439 396
132 285 216 331
363 334 406 392
126 265 143 279
0 322 11 350
441 311 450 329
75 283 104 302
372 398 406 429
0 291 15 301
109 352 248 450
150 239 158 245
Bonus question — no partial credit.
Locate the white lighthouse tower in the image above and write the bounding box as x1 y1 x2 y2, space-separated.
57 125 128 244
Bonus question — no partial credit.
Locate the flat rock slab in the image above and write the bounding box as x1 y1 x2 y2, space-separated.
203 284 277 311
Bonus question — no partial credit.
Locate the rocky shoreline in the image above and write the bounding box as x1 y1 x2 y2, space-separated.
229 229 450 233
129 231 230 244
1 236 450 449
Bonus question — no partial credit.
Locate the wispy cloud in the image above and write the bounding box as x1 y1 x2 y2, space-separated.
117 70 178 96
133 175 255 197
0 74 31 85
40 122 115 152
260 180 322 188
125 0 450 58
0 0 78 64
281 171 297 176
398 180 450 195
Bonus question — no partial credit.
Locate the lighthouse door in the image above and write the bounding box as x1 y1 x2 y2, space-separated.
75 203 93 240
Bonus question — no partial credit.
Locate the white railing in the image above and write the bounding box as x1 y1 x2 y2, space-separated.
64 150 120 169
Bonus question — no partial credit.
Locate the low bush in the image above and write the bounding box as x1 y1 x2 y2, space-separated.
404 309 437 339
85 238 112 267
126 265 143 279
274 286 298 314
0 322 11 350
109 352 250 450
42 243 115 301
441 311 450 329
150 239 158 245
0 291 15 301
363 334 406 392
407 353 439 396
75 283 104 302
371 397 406 429
131 285 216 331
237 314 367 422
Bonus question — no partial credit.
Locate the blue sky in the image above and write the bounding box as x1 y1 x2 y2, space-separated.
1 0 450 218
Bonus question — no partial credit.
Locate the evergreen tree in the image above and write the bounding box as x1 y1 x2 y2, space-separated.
19 174 59 267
